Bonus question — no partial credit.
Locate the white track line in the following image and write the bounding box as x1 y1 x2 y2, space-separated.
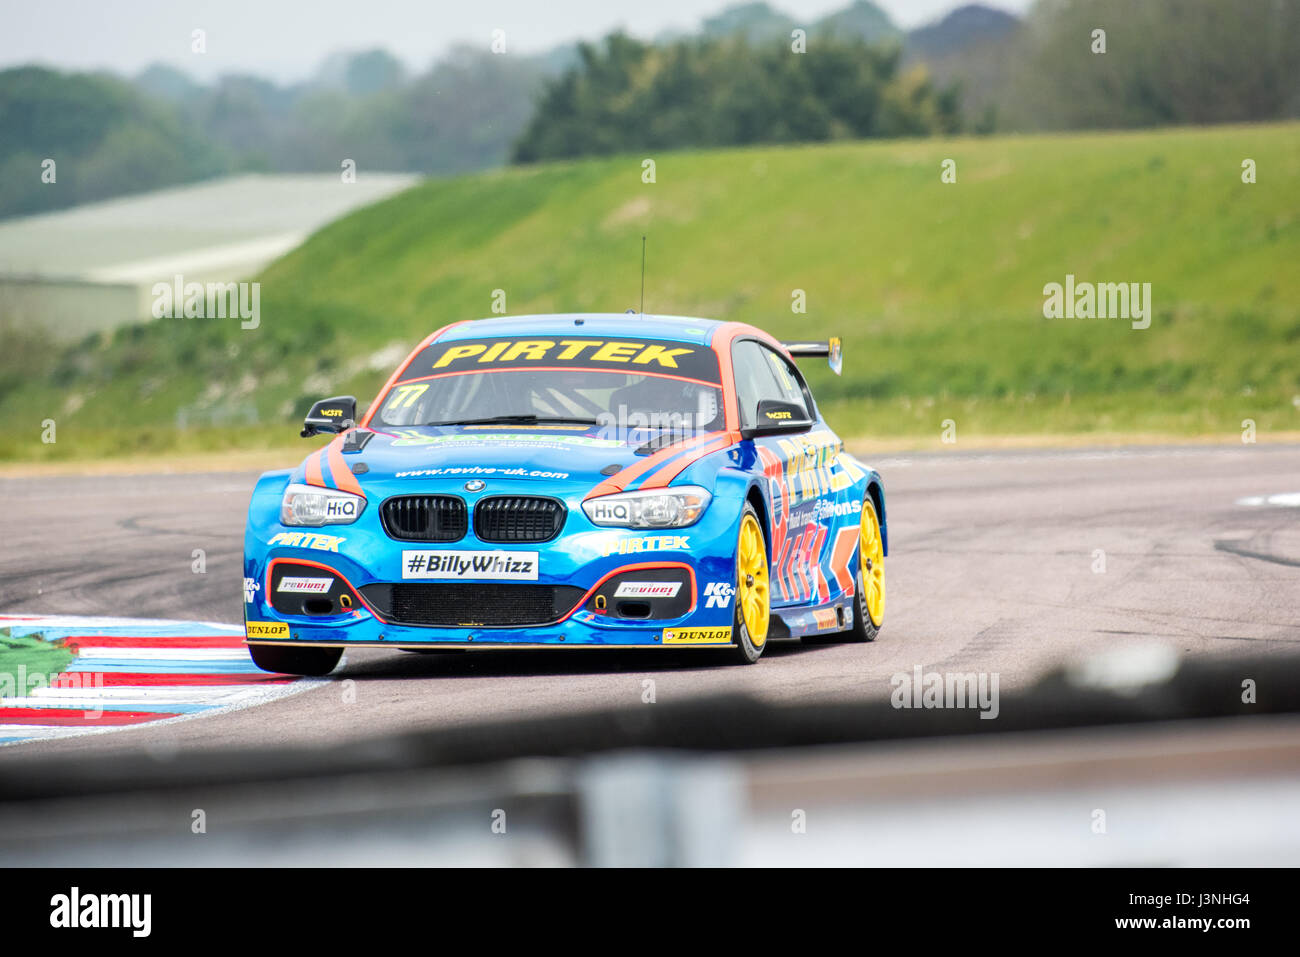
0 677 329 747
0 614 330 748
1237 492 1300 507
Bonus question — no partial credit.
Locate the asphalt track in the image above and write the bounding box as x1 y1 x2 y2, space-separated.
2 443 1298 758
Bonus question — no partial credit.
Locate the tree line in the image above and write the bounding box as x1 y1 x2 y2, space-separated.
512 34 960 162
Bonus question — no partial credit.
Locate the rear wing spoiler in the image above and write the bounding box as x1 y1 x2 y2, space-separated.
781 337 843 375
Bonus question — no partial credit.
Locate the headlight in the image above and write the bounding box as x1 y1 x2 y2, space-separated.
582 486 712 528
280 483 366 526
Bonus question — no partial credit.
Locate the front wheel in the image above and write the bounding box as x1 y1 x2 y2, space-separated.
729 504 770 664
248 642 342 676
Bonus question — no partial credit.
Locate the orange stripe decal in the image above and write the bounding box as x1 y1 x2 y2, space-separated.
584 431 725 500
711 323 746 432
830 526 857 596
326 435 363 496
638 431 740 490
304 448 326 488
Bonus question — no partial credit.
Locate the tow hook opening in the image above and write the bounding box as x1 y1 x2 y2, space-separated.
303 598 335 616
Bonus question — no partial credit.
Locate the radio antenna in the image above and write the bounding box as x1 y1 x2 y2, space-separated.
639 235 646 316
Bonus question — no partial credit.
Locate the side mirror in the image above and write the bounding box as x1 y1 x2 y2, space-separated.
301 396 357 437
741 399 814 439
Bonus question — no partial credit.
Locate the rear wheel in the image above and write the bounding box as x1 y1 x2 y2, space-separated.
248 642 342 676
809 494 884 644
847 495 885 642
730 505 770 664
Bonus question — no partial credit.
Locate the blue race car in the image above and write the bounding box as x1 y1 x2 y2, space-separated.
243 314 887 675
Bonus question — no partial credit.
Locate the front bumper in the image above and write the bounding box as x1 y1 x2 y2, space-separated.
245 557 735 649
243 475 746 650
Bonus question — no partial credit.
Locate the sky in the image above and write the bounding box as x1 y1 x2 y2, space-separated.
0 0 1033 83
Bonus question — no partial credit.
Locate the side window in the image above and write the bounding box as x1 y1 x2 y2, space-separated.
732 341 772 430
731 340 812 429
759 346 812 417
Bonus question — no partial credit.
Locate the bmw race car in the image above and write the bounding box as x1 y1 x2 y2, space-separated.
244 314 887 675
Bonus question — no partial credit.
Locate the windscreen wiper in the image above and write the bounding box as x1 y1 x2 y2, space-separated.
427 414 602 427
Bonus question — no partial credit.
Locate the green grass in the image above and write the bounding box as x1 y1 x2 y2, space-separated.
0 628 73 689
3 122 1299 461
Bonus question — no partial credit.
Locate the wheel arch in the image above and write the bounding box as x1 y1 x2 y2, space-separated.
866 479 888 557
745 482 772 561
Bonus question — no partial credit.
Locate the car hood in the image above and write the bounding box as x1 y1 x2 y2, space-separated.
294 425 704 497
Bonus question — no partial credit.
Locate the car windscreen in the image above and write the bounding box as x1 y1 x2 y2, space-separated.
375 337 724 430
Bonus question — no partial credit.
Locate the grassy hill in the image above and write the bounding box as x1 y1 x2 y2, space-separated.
3 122 1298 462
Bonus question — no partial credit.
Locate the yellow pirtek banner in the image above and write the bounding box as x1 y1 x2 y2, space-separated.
403 337 721 382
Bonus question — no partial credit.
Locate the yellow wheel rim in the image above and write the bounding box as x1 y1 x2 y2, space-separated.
737 512 770 646
861 500 885 627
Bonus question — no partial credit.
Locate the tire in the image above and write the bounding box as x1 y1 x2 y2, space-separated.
248 642 342 676
844 494 885 642
729 503 771 664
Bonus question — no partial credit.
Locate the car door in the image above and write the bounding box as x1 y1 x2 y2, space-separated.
732 339 843 608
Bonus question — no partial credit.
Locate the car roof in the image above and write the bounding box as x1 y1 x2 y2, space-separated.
437 313 727 345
